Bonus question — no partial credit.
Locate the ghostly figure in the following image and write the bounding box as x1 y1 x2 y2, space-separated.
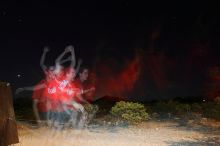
15 46 71 125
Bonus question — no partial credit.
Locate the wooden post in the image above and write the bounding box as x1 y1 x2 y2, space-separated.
0 82 19 146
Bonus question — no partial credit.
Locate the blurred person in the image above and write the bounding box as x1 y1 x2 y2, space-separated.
74 67 96 128
15 46 71 126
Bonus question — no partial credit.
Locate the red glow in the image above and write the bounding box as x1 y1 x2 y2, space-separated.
32 68 82 112
203 66 220 100
94 53 141 99
145 52 176 91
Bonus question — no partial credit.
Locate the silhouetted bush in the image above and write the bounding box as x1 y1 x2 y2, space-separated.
214 96 220 104
84 104 99 113
191 103 203 113
202 102 220 120
174 103 190 115
152 101 171 113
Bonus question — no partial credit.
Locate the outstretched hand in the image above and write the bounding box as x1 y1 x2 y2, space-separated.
15 88 24 95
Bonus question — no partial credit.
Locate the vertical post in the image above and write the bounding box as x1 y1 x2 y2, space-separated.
0 82 19 146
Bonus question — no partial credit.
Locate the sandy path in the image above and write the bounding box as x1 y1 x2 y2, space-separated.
14 120 220 146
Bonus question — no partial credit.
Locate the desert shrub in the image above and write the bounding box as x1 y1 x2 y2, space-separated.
167 100 179 113
191 103 203 113
84 104 99 123
14 96 35 121
214 96 220 104
202 102 220 119
110 101 148 124
84 104 99 113
174 103 190 115
151 100 179 114
152 101 170 113
144 105 152 114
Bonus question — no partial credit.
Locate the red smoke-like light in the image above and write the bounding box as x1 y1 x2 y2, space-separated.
94 53 141 99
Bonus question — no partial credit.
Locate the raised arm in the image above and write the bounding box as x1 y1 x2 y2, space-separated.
75 59 83 75
55 46 72 69
15 83 46 94
59 56 72 64
40 47 49 72
69 46 76 68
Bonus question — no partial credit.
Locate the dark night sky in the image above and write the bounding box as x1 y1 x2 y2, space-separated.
0 1 219 100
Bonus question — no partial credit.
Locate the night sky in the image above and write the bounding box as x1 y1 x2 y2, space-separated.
0 1 219 101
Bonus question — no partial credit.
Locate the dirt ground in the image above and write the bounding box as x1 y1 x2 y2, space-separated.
14 118 220 146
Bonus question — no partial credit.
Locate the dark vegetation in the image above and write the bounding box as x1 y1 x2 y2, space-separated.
13 94 220 125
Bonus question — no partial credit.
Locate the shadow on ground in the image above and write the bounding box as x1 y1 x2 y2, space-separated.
166 137 220 146
152 114 220 145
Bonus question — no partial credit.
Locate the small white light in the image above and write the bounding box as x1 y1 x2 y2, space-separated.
17 74 21 78
6 83 10 86
203 99 206 102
